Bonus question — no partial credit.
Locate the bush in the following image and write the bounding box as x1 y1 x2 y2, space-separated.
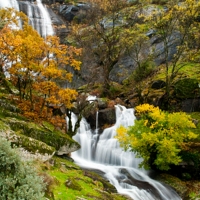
116 104 197 170
151 0 168 5
0 137 45 200
132 60 155 83
174 78 200 99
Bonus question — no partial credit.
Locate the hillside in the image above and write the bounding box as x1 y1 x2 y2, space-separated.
1 0 200 199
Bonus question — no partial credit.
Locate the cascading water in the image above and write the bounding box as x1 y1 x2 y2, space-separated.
35 0 54 37
0 0 54 37
72 105 182 200
0 0 19 10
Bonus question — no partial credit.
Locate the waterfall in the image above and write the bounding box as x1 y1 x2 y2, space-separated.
0 0 19 10
95 111 99 134
35 0 54 37
72 105 182 200
0 0 54 37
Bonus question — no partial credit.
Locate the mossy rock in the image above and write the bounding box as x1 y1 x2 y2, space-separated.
0 120 55 157
1 117 80 154
174 78 200 99
65 178 82 190
83 169 117 193
157 174 188 198
14 132 56 155
0 99 20 113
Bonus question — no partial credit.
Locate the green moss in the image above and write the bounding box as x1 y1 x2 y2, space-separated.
0 120 10 131
1 117 80 151
155 62 200 82
46 158 128 200
42 121 55 132
15 131 55 155
174 78 200 99
65 178 82 190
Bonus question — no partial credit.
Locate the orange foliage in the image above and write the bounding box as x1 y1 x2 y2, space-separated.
0 8 82 128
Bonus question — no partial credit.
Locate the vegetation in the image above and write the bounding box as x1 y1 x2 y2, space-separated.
147 0 200 108
0 8 81 130
116 104 197 170
71 0 149 95
1 0 200 199
0 137 45 200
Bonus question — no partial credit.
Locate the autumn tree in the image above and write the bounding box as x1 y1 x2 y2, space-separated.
0 8 27 93
0 8 82 130
116 104 197 171
147 0 200 108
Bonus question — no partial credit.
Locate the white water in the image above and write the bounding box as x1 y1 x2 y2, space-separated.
36 0 54 37
72 105 182 200
0 0 19 10
0 0 54 37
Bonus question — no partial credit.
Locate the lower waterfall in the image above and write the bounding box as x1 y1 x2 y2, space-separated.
71 105 182 200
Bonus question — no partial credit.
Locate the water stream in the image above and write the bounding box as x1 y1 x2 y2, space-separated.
0 0 54 37
72 105 182 200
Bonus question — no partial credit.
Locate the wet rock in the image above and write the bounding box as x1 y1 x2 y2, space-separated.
151 80 166 89
181 98 200 112
98 108 116 128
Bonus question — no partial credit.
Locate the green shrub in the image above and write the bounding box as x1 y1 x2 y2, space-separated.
132 60 155 83
174 78 200 99
151 0 168 5
0 137 45 200
116 104 197 170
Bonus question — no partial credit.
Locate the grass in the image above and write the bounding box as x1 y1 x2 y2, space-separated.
45 157 126 200
154 62 200 82
49 169 101 200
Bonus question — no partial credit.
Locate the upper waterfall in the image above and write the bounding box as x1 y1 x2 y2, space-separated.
0 0 19 10
35 0 54 37
0 0 54 37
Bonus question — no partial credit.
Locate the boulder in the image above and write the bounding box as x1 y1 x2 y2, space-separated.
181 98 200 112
86 107 116 132
151 80 166 89
0 122 55 161
1 117 80 155
59 5 78 22
98 108 116 129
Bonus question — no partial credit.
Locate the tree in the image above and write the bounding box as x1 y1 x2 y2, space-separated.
116 104 197 170
147 0 200 108
0 8 27 93
0 8 82 129
71 0 133 94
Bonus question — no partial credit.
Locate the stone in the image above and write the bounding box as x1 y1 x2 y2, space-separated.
151 80 166 89
181 98 200 112
1 117 80 155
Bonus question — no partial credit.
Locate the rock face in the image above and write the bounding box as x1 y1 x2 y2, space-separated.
1 117 80 156
14 1 182 87
181 98 200 112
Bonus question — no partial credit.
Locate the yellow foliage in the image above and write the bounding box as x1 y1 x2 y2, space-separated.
135 103 159 115
116 104 198 170
0 8 82 125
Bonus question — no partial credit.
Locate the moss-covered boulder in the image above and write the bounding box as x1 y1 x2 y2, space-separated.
174 78 200 99
1 117 80 155
0 120 55 161
65 178 82 190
